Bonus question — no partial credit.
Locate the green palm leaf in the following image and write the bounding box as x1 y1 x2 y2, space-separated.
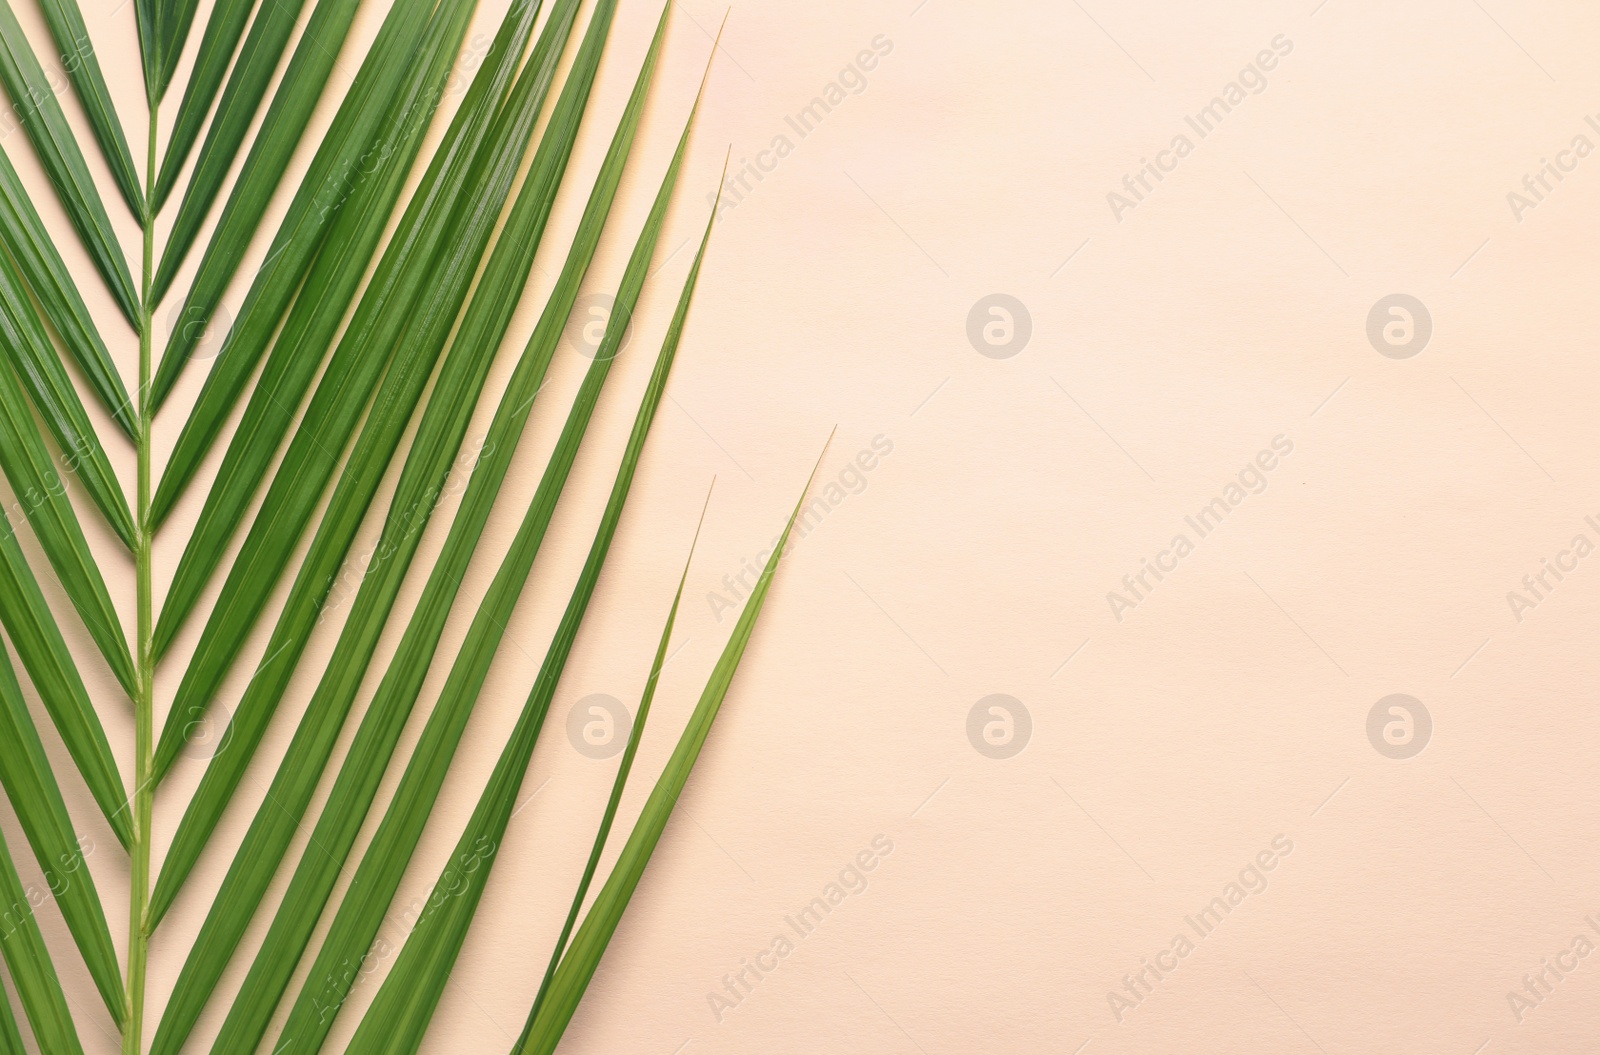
33 0 143 216
147 0 502 526
519 449 820 1055
520 483 710 1039
0 354 134 698
0 985 21 1054
341 155 719 1053
0 147 134 436
0 247 133 549
0 0 137 320
0 507 129 850
149 0 393 315
0 823 84 1054
148 0 583 929
0 4 786 1053
0 638 124 1026
200 16 671 1046
151 0 619 780
300 116 711 1055
149 0 257 212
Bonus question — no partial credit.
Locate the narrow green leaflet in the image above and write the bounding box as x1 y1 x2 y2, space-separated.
149 0 483 515
0 1 136 322
0 987 20 1054
0 356 134 699
0 148 133 436
0 509 129 851
149 0 378 310
521 486 710 1039
151 0 618 781
342 162 721 1055
520 450 822 1055
0 640 123 1026
153 0 203 99
152 0 307 216
33 0 143 216
134 0 158 98
209 13 668 1047
150 0 259 211
150 0 487 661
0 249 132 548
0 825 84 1055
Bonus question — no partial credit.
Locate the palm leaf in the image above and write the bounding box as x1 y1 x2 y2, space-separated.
148 0 506 525
0 508 129 850
342 147 720 1054
0 1 137 319
149 0 257 211
521 483 710 1039
0 248 133 549
201 15 673 1047
148 0 581 926
0 147 133 436
0 823 84 1054
151 0 618 779
307 108 712 1054
519 448 820 1055
0 352 134 698
33 0 143 216
0 637 123 1026
149 0 513 654
0 3 786 1053
149 0 398 316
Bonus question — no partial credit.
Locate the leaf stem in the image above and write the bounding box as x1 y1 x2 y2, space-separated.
124 94 158 1055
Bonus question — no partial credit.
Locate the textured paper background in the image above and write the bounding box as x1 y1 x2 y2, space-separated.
1 0 1597 1051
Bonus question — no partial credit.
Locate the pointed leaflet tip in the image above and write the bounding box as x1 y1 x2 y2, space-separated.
804 425 840 490
516 447 830 1055
517 477 720 1039
691 9 729 107
682 476 716 582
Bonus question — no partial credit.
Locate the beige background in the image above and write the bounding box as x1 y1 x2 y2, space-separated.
0 0 1597 1051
